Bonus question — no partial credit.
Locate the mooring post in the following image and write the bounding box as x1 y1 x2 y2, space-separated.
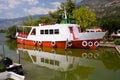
2 45 5 58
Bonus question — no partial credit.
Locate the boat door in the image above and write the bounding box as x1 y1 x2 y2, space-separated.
69 27 78 40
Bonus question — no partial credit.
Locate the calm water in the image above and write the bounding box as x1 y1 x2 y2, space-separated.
0 33 120 80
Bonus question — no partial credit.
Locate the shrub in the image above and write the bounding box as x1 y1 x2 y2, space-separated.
114 38 120 45
0 63 6 72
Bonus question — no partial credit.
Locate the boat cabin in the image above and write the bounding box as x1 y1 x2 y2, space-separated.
28 23 81 42
111 29 120 38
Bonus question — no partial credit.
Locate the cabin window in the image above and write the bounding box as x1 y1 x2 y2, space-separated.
45 29 48 34
54 29 59 34
40 30 44 34
45 59 49 63
55 60 59 66
41 58 44 62
49 29 53 34
50 60 54 65
31 29 36 35
40 29 59 34
70 19 76 24
86 31 89 32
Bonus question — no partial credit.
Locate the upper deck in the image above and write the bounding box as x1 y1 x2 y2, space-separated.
27 23 80 41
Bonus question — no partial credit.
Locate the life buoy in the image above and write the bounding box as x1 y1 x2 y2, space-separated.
94 41 99 47
88 53 93 58
33 47 36 51
82 53 87 58
88 41 93 47
66 51 72 55
51 49 56 53
82 41 87 47
51 41 56 46
67 41 72 46
38 48 42 52
39 41 42 46
94 53 99 59
33 41 36 44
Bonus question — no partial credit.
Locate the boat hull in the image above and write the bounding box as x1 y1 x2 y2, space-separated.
17 38 101 49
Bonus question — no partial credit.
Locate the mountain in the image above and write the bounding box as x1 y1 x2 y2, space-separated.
77 0 120 19
0 15 42 29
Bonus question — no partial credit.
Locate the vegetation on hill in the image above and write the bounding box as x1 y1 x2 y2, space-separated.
77 0 120 19
0 29 6 33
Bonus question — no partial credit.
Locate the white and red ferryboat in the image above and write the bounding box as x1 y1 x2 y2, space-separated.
16 19 105 49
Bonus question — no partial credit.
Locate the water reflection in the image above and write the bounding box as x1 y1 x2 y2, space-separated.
1 33 120 80
6 39 17 50
17 44 80 72
16 44 120 80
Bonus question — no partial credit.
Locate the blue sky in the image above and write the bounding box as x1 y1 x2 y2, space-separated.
0 0 81 19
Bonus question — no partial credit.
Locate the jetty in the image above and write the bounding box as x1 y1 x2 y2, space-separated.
99 42 120 53
115 45 120 53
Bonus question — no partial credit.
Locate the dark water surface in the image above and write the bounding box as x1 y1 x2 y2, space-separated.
0 33 120 80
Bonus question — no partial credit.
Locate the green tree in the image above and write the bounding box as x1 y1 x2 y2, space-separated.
49 0 76 23
49 10 63 23
100 18 120 34
6 25 17 38
37 16 55 24
0 29 6 33
72 6 96 30
23 15 38 26
65 0 76 18
22 15 38 32
6 39 17 50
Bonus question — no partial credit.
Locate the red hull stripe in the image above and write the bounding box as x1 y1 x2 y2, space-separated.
17 38 101 49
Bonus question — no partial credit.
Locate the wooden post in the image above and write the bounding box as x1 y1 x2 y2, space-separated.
65 39 68 50
2 45 5 58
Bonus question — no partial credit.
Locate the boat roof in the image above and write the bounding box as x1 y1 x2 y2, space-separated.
60 18 76 24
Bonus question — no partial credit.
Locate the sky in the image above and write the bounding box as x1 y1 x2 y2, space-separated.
0 0 81 19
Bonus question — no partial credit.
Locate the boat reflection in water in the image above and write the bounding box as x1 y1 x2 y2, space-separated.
16 44 120 80
17 44 97 80
17 44 101 72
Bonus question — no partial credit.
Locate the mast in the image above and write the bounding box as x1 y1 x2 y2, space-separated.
64 8 67 19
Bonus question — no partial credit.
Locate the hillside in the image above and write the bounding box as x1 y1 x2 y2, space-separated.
0 18 24 29
77 0 120 19
0 15 42 29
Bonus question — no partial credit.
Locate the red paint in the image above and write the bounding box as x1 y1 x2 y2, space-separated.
17 32 28 38
17 38 35 45
17 38 101 49
56 41 66 48
42 42 53 47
